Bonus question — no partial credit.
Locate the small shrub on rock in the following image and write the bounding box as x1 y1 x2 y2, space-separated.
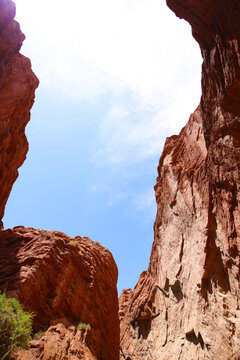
0 293 33 359
77 322 91 331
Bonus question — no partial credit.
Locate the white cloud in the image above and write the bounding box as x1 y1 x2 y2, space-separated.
93 79 201 165
14 0 202 213
15 0 201 102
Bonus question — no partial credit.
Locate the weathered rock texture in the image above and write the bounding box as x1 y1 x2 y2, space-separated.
0 0 39 223
11 324 96 360
0 226 119 360
120 1 240 359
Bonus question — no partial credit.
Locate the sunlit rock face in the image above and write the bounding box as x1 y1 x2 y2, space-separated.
0 0 39 224
0 227 119 360
11 323 98 360
120 1 240 359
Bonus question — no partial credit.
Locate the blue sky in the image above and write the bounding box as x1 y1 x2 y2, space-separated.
4 0 202 293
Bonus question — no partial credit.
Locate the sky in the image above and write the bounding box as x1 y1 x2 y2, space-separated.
4 0 202 293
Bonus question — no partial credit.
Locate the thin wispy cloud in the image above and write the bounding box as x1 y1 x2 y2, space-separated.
94 78 201 166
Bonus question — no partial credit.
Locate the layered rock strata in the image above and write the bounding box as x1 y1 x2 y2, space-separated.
0 226 119 360
120 1 240 359
0 0 39 224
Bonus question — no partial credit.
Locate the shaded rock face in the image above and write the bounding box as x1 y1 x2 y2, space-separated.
0 0 39 223
0 226 119 360
120 1 240 359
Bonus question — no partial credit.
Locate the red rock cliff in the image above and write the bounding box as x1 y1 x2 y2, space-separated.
0 227 119 360
0 0 39 224
120 1 240 359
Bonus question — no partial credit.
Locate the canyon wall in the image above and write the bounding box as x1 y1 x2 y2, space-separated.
1 0 240 358
120 1 240 359
0 0 39 224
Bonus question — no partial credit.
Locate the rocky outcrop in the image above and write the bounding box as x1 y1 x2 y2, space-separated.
11 324 96 360
120 1 240 359
0 0 39 224
0 226 119 360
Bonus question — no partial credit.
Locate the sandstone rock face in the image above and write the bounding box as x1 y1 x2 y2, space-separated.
11 324 96 360
0 227 119 360
0 0 39 223
120 1 240 359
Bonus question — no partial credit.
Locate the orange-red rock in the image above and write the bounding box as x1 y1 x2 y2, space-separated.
0 0 39 224
120 1 240 359
11 324 96 360
0 227 119 360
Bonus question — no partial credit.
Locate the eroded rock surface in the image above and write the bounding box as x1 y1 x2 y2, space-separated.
120 1 240 359
0 0 39 223
0 227 119 360
11 324 96 360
